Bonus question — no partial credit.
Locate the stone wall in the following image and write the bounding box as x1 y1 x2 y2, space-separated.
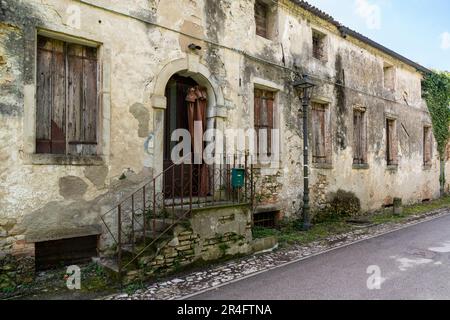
0 255 35 292
126 205 253 283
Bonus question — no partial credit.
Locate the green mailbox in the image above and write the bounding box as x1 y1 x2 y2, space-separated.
231 168 245 189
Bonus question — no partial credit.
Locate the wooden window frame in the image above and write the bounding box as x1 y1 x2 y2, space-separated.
353 108 368 165
36 35 100 157
311 102 332 166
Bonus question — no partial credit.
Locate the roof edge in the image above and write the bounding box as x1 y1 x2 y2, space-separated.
290 0 432 74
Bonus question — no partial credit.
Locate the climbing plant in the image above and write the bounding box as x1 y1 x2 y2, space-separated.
422 71 450 157
422 71 450 195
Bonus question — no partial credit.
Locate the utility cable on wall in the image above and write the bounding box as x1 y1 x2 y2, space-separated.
73 0 427 111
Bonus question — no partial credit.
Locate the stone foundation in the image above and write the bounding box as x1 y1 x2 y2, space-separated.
0 255 35 292
124 204 253 283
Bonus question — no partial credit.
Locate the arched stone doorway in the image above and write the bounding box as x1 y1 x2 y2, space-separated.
163 74 209 197
150 55 227 197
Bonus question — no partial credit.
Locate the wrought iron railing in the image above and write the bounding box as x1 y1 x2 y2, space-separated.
99 152 254 280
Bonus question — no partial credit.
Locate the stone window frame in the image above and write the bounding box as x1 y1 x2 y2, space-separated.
22 28 110 166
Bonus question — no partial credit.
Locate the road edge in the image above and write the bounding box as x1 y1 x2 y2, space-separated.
179 210 450 300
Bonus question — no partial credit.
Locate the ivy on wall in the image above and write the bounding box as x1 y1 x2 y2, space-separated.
422 71 450 158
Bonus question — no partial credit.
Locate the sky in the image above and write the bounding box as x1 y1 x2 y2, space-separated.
305 0 450 71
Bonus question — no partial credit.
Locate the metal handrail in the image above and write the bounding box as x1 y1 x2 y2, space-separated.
99 152 255 281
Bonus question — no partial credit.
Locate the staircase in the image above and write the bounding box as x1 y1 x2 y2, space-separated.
98 153 254 282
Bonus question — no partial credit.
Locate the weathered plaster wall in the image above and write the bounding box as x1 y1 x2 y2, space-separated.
0 0 441 261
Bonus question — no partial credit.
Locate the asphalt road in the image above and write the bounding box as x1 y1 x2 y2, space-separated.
190 213 450 300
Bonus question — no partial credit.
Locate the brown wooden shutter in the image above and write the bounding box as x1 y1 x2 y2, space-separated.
386 119 392 164
353 112 359 164
391 121 398 165
36 37 66 154
67 44 83 148
354 111 364 164
266 95 274 155
254 89 261 155
312 105 326 164
387 119 397 165
255 1 268 38
36 37 53 153
51 40 67 154
254 89 275 156
67 44 98 155
83 47 98 147
424 127 432 165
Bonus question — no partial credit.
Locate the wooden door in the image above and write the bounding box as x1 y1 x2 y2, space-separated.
164 75 200 198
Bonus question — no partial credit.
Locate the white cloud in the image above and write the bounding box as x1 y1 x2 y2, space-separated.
354 0 382 30
440 32 450 50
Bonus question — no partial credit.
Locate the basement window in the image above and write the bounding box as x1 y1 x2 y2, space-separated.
253 211 278 228
35 235 99 270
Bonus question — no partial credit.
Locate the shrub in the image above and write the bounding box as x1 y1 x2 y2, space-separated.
313 189 361 223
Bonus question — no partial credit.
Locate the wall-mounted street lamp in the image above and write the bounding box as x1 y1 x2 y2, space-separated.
293 74 317 231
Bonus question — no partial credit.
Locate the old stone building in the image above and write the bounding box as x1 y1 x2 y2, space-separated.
0 0 441 278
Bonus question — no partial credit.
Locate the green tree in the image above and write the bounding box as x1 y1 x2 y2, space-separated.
422 71 450 195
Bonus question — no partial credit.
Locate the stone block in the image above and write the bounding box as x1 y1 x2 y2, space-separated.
252 236 278 253
176 244 192 251
177 235 191 241
179 240 192 246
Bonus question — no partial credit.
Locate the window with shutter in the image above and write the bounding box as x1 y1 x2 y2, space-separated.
36 36 98 156
423 126 432 166
386 118 398 166
353 109 367 165
254 89 274 157
312 30 326 61
312 103 331 165
255 1 269 39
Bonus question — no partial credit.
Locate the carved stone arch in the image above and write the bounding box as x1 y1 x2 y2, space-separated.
151 55 225 115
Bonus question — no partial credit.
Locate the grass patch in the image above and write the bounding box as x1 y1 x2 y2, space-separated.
253 219 354 247
370 196 450 225
277 220 353 246
254 196 450 249
252 226 279 239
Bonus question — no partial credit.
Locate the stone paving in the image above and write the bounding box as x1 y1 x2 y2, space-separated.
107 208 450 300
